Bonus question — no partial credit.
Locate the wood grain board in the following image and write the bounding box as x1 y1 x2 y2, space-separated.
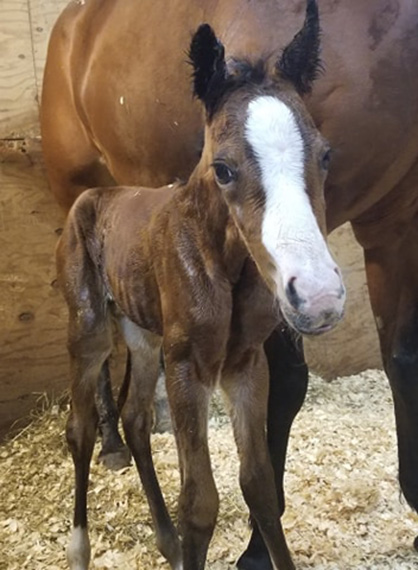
0 0 37 138
0 151 67 436
0 0 67 138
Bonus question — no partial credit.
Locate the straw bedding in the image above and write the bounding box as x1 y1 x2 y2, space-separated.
1 369 418 569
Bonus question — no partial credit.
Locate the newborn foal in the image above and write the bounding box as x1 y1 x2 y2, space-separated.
58 20 345 570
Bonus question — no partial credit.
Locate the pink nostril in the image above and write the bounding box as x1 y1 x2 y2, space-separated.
333 267 345 299
285 276 304 310
288 276 297 294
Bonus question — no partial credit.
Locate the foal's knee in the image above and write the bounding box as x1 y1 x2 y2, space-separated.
66 413 79 455
66 403 98 457
240 458 278 521
121 404 153 445
179 477 219 537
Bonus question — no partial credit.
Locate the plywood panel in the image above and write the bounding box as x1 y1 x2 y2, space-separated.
0 149 67 436
0 145 127 439
0 0 39 138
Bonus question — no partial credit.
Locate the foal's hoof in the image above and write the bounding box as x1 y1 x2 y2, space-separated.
236 550 273 570
414 535 418 552
98 445 132 471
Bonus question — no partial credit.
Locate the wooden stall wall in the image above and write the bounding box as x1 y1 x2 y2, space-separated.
0 0 68 438
0 0 381 440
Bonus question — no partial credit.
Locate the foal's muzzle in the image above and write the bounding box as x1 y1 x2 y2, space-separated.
282 278 346 336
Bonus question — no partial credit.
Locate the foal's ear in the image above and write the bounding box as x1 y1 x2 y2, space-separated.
276 0 322 95
189 24 227 110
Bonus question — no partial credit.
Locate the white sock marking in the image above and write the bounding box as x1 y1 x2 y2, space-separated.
67 526 90 570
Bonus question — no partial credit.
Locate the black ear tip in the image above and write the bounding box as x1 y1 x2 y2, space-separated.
196 22 215 37
276 0 322 95
188 22 226 105
307 0 319 15
304 0 320 31
189 23 223 65
191 23 218 51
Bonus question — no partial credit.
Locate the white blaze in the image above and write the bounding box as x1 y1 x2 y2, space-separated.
245 95 341 310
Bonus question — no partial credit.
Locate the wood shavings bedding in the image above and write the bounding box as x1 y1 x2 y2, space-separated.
1 369 417 569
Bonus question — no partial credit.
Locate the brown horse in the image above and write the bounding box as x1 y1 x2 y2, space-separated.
42 0 418 568
57 19 344 570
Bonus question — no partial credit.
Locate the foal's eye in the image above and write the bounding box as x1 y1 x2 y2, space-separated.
213 162 236 185
320 148 332 171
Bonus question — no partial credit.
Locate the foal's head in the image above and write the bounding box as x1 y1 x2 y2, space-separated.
189 0 345 335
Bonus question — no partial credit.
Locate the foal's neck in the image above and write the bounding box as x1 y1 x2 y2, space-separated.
180 160 248 281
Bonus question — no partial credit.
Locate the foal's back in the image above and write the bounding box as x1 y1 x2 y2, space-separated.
57 185 174 333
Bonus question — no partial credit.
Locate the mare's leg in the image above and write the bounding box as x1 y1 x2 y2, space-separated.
222 347 295 570
353 218 418 533
238 326 307 570
66 320 113 570
96 357 132 470
164 350 220 570
120 319 181 569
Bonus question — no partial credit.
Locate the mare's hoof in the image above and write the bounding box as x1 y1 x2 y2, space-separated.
98 446 132 471
236 550 273 570
414 535 418 552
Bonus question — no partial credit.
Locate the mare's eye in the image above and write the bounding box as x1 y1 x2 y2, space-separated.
321 148 332 171
213 162 236 185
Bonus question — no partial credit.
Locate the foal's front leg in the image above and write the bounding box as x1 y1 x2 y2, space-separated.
238 326 308 570
222 347 295 570
164 352 220 570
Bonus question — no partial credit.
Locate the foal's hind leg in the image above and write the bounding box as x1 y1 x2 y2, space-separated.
237 326 307 570
120 318 182 569
66 326 113 569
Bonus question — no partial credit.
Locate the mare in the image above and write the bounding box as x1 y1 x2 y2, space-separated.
56 19 345 570
42 0 418 568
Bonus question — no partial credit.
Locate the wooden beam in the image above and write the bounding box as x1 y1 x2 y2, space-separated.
0 0 38 138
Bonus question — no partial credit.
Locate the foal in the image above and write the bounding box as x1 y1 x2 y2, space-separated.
58 23 345 570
